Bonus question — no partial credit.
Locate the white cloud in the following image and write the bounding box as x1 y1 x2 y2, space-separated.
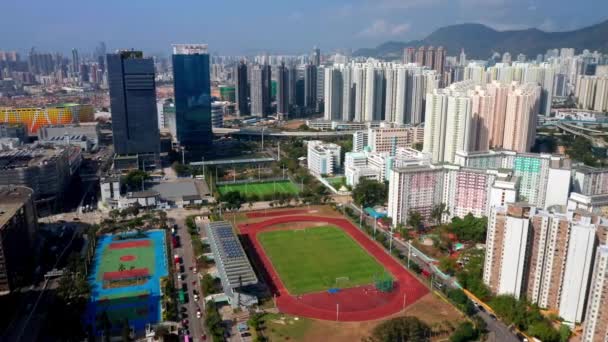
358 20 411 37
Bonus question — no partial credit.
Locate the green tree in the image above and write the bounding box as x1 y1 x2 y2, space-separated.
438 257 458 276
431 203 449 225
352 179 387 207
450 214 488 243
528 321 560 342
201 274 219 296
367 316 430 342
450 322 478 342
122 170 150 191
407 210 423 231
559 325 571 342
220 191 245 211
118 263 126 272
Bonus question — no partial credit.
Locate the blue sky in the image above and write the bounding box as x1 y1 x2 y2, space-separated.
1 0 606 56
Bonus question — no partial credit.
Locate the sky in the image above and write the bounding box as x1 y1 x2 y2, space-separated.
1 0 607 56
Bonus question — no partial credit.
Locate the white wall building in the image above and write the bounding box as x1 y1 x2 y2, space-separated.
306 140 341 176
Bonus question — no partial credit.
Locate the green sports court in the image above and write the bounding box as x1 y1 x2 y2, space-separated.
218 180 300 197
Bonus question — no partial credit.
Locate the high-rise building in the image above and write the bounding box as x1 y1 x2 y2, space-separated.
312 46 321 66
276 63 289 119
304 64 317 110
503 83 540 152
415 46 425 66
287 65 298 112
425 46 435 70
434 46 446 75
582 245 608 342
235 61 249 116
423 80 476 163
403 47 416 64
172 44 212 153
71 48 79 74
107 50 160 157
484 204 608 325
459 49 467 67
341 66 355 122
250 64 271 116
324 67 343 120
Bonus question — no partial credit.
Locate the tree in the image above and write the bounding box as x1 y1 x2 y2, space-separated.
407 210 423 231
118 263 126 272
450 214 488 243
122 170 150 191
367 316 430 342
528 321 560 342
352 179 387 207
450 322 478 342
431 203 449 225
438 257 458 276
201 274 219 296
221 191 245 211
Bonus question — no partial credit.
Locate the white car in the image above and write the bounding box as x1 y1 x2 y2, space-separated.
178 274 182 281
193 294 199 301
196 310 201 318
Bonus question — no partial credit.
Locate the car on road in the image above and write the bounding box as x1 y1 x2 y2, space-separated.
489 313 497 320
196 310 201 318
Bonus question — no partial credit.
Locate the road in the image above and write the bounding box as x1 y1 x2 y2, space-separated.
171 213 206 342
344 203 520 342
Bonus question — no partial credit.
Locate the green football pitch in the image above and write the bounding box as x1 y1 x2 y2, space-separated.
218 180 300 197
258 226 386 295
97 243 155 281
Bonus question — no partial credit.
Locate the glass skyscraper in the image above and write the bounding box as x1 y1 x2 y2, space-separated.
172 44 212 153
107 50 160 156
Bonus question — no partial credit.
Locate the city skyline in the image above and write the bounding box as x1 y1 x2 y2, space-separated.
1 0 607 55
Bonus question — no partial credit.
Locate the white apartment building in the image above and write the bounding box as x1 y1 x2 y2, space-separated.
559 224 597 324
582 245 608 342
306 140 341 176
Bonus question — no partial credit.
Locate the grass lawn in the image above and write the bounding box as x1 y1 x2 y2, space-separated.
218 180 300 197
258 226 386 295
97 244 155 281
263 313 312 341
325 176 345 188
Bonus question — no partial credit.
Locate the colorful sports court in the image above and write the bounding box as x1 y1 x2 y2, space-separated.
84 230 168 336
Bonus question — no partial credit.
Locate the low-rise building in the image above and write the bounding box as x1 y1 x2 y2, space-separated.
204 221 258 308
0 144 81 214
0 186 37 295
307 140 341 176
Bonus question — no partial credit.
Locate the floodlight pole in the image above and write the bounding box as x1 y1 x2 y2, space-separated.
403 293 407 310
336 303 339 321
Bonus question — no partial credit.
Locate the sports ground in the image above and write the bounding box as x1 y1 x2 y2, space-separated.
84 230 168 336
258 226 386 295
218 180 300 197
239 213 429 321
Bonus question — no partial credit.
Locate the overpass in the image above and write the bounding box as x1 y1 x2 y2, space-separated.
213 127 357 138
556 122 608 148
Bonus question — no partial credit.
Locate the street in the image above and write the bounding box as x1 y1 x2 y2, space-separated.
171 212 207 342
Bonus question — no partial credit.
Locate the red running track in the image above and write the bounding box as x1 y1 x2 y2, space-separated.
246 209 310 218
108 240 151 249
239 215 428 321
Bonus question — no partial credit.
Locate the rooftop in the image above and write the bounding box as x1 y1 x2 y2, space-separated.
0 186 34 228
205 221 257 288
0 144 75 170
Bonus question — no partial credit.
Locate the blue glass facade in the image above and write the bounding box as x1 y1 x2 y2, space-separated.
172 52 212 152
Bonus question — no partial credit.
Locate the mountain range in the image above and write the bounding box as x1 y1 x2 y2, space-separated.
353 19 608 60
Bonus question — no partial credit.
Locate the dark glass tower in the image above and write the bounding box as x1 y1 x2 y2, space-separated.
107 50 160 156
235 61 249 116
172 44 212 153
276 62 289 118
